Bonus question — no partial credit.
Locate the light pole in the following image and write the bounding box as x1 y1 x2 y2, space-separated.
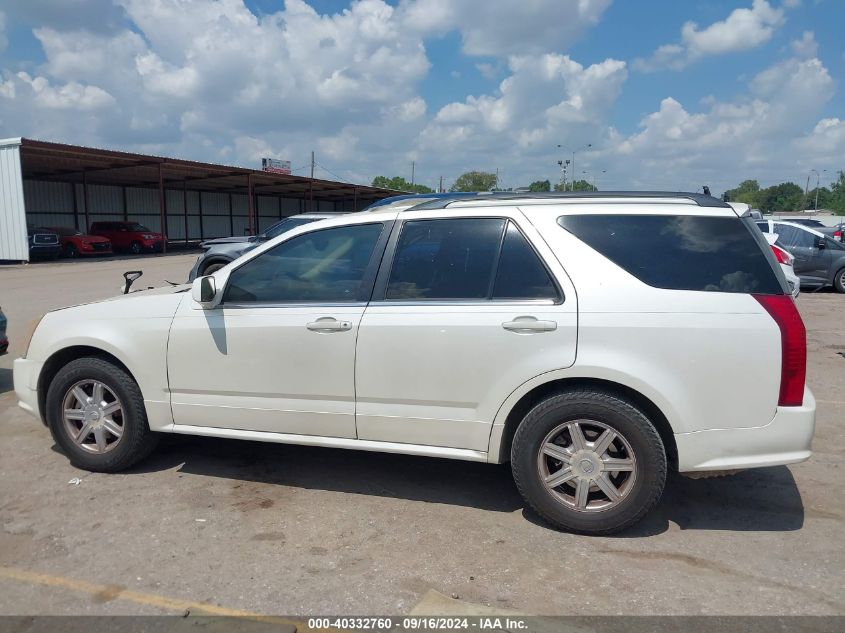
812 169 827 212
558 143 592 190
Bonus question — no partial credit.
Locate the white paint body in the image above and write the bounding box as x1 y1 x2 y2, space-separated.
14 197 815 472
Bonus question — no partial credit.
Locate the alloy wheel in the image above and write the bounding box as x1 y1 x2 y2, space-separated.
537 419 637 513
61 380 124 454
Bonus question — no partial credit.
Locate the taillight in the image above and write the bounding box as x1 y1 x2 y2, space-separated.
753 294 806 407
771 245 791 265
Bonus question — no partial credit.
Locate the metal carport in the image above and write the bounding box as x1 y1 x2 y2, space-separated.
0 137 401 262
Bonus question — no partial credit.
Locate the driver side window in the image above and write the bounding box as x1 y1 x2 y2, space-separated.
223 223 384 304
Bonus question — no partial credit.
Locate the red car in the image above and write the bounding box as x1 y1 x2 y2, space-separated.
89 221 164 254
44 227 112 257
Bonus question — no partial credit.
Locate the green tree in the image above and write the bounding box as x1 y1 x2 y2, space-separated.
554 179 597 192
724 179 761 208
450 171 498 192
828 171 845 214
371 175 433 194
528 179 551 192
757 182 804 213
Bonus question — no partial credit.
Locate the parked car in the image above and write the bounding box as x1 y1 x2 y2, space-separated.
188 213 336 281
27 227 61 260
43 226 112 258
89 222 163 254
757 219 845 292
831 222 844 242
15 192 814 535
786 218 827 228
762 233 800 298
0 307 7 356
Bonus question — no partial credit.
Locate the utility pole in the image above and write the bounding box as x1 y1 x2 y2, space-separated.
439 176 444 193
310 151 315 179
495 167 499 190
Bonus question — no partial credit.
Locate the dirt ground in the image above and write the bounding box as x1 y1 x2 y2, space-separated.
0 254 843 617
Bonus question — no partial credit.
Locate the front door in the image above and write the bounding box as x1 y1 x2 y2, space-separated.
168 221 387 438
355 213 578 452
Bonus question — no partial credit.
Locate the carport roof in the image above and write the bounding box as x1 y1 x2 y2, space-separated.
14 137 403 202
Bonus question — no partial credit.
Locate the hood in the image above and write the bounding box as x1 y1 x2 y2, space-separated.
52 283 190 318
201 235 254 247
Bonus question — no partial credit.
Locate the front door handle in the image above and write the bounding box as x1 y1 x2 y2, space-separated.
306 317 352 332
502 317 557 333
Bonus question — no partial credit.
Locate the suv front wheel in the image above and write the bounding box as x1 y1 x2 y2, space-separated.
511 389 666 535
45 357 159 472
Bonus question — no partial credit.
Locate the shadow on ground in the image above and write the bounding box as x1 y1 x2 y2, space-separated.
113 434 804 536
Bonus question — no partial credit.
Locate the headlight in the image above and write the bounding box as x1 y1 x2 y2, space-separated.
143 234 155 239
22 314 44 359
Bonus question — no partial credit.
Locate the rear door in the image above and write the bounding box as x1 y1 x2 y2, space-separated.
354 209 577 451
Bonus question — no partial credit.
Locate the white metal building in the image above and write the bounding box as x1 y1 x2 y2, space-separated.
0 137 398 262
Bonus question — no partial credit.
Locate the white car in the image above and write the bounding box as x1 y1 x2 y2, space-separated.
14 192 815 535
762 232 800 298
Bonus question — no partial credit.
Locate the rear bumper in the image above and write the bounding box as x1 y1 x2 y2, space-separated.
13 357 43 421
676 387 815 472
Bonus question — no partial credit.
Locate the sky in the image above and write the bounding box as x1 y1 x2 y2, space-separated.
0 0 843 194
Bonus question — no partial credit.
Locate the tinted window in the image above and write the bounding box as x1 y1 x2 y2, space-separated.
756 222 769 233
386 218 505 300
264 216 321 239
558 214 783 294
772 224 799 249
493 222 558 300
223 223 383 303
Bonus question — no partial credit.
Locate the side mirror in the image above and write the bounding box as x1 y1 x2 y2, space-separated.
816 237 826 250
123 270 143 294
191 275 218 306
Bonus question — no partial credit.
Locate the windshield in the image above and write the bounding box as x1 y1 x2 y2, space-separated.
264 216 322 239
124 223 153 232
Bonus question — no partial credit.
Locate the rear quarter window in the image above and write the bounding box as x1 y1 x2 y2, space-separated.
558 214 784 294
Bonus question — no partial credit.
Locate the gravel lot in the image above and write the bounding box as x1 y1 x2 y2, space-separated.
0 254 843 617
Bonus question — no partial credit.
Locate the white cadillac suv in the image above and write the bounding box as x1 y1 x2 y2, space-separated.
14 192 815 535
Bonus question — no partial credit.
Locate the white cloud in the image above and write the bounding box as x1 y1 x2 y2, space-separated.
600 53 836 191
634 0 785 72
399 0 612 57
0 0 841 195
790 31 818 58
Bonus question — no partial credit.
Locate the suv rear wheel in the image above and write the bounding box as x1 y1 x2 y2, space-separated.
46 357 159 472
511 389 666 535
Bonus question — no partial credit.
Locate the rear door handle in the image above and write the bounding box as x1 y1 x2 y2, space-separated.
502 317 557 333
306 317 352 332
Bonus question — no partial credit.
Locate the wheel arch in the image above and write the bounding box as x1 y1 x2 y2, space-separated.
199 256 233 275
37 345 134 426
491 376 678 470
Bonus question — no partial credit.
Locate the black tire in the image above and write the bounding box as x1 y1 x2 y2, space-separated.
64 243 77 258
834 267 845 294
130 241 142 255
201 261 227 276
46 357 159 472
511 389 666 535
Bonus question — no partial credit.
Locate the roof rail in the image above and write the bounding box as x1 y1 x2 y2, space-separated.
407 191 731 210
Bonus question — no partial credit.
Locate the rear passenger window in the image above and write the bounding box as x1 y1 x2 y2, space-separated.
387 218 504 300
493 223 558 299
558 214 783 294
386 218 560 301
